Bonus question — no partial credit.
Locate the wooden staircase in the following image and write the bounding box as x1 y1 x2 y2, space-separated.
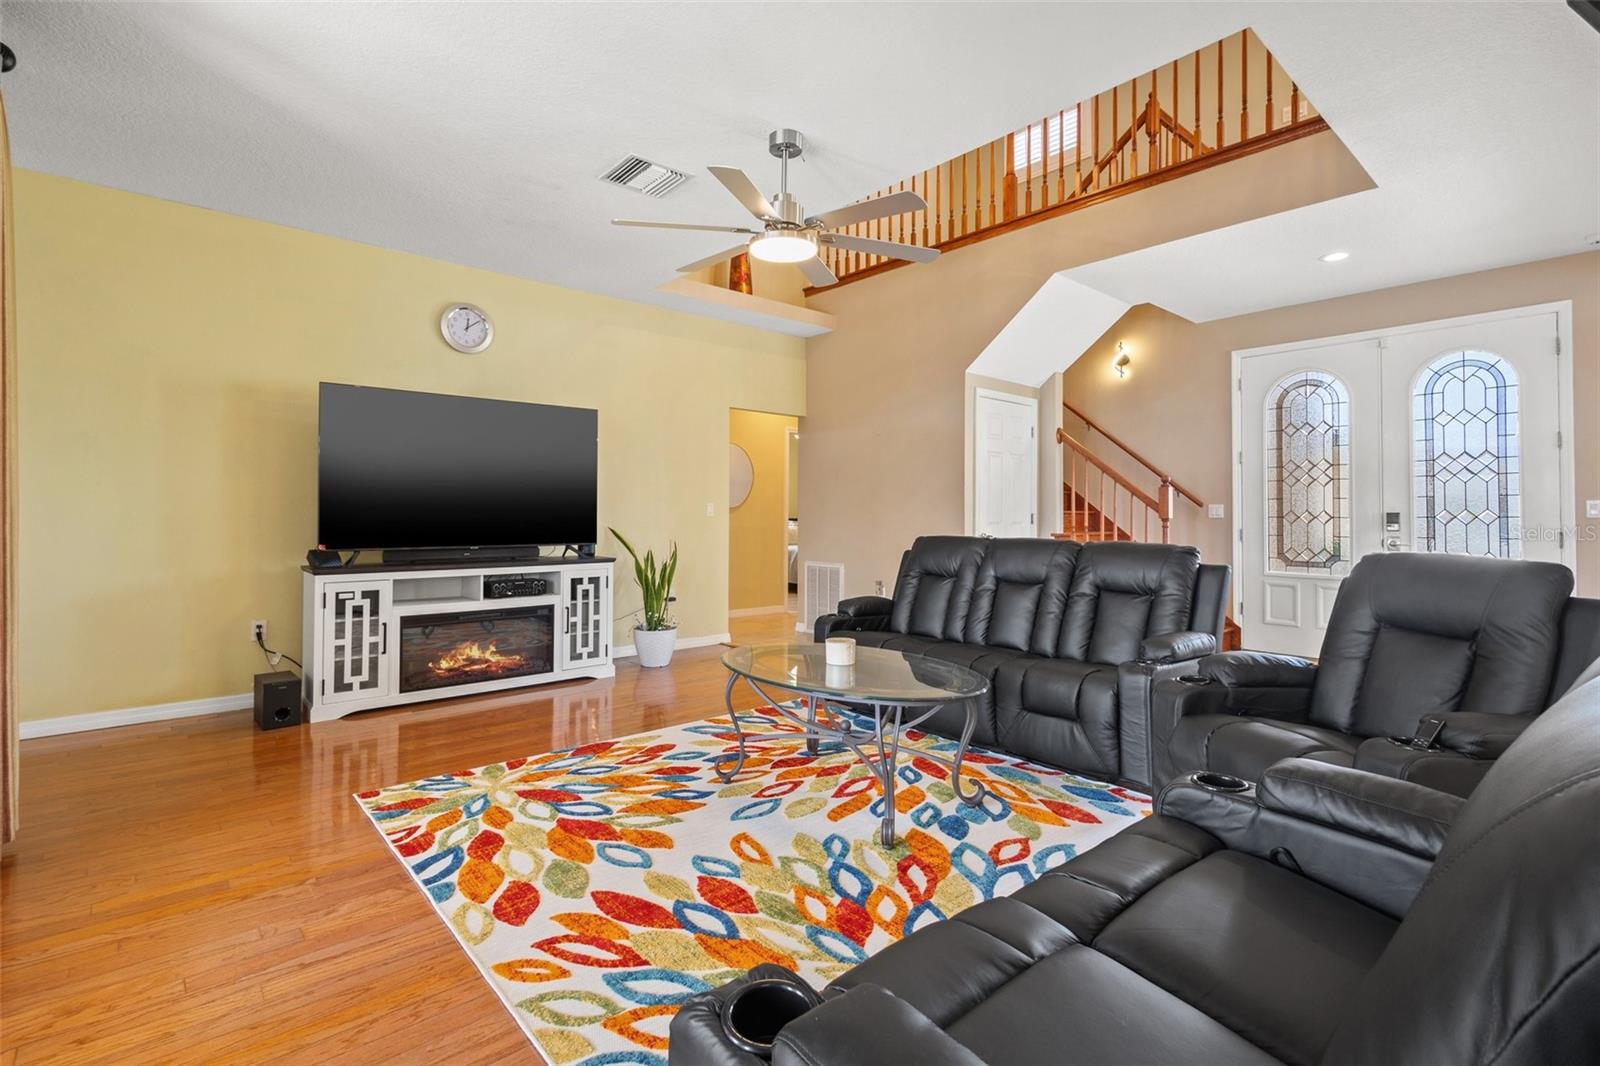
1056 401 1242 650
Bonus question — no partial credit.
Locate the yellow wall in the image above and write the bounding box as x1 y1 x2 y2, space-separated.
728 409 796 611
13 171 805 722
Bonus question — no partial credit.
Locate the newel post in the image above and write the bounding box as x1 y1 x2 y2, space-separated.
1158 477 1174 544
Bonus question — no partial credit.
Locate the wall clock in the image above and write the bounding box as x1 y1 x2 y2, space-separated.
440 303 493 353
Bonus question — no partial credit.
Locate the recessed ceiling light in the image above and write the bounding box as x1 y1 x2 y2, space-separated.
1319 250 1351 263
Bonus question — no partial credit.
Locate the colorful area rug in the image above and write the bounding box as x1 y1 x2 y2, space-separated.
357 705 1151 1065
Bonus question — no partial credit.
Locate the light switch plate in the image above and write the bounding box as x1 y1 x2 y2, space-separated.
1587 499 1600 519
1207 504 1226 519
705 502 715 517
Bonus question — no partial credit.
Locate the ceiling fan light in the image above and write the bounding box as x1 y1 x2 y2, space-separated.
749 232 817 263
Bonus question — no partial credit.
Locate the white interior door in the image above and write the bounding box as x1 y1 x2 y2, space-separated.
1238 341 1383 657
974 390 1038 538
1237 306 1570 656
1379 312 1564 563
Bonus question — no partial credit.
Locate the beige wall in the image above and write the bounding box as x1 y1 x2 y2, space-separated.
1063 252 1600 597
801 128 1371 600
728 409 797 611
15 171 805 722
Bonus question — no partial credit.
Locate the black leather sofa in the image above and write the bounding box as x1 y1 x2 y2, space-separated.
1138 552 1600 796
670 657 1600 1066
812 536 1229 782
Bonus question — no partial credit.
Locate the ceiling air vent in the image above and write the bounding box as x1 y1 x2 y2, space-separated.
600 155 690 198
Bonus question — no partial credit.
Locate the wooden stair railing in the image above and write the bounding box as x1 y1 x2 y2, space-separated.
1057 428 1177 543
1063 400 1203 509
808 28 1323 291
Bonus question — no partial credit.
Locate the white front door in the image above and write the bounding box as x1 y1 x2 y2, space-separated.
1236 306 1569 657
975 390 1038 538
1239 340 1383 657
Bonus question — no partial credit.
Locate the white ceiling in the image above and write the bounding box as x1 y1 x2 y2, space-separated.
1063 2 1600 322
4 3 1597 326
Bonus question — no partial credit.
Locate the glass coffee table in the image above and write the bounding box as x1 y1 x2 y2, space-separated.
718 643 991 846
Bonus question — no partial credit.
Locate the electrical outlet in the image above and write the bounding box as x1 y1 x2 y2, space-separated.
875 580 886 596
1207 504 1226 519
1587 499 1600 519
705 502 715 517
250 619 267 644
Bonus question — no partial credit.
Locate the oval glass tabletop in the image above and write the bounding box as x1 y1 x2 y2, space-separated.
722 642 989 704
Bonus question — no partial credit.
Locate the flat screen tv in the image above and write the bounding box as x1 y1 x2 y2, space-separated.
318 383 598 552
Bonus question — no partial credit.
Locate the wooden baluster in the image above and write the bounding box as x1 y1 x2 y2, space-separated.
1216 38 1224 148
934 160 947 238
959 152 968 235
1170 59 1180 165
979 137 992 227
1056 110 1065 203
1193 48 1201 155
1023 125 1032 215
1291 80 1300 125
1072 102 1083 195
1129 80 1138 178
1003 134 1016 220
1112 83 1120 183
918 171 928 246
932 163 941 245
1239 29 1249 142
1265 43 1274 132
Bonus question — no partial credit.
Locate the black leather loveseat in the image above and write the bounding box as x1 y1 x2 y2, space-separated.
1138 552 1600 796
670 657 1600 1066
813 536 1229 782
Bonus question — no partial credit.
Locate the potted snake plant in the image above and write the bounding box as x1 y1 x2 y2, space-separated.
610 527 679 668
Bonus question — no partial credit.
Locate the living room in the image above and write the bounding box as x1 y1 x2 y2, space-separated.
1 3 1598 1064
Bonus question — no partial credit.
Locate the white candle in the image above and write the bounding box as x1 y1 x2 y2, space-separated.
825 636 857 666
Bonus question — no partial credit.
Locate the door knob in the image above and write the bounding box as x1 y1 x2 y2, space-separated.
1385 537 1402 551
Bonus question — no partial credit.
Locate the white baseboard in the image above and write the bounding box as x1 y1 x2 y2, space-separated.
25 631 738 738
20 691 254 739
728 605 788 618
613 632 731 659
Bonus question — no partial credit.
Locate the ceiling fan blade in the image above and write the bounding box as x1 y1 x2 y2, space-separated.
797 256 837 288
613 218 759 234
825 233 941 264
810 189 929 230
677 243 751 273
707 166 778 221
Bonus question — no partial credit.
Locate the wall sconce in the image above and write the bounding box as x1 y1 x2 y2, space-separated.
1112 342 1132 378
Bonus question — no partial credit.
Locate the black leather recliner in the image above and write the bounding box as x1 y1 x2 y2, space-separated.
1137 552 1600 796
813 536 1229 781
670 658 1600 1066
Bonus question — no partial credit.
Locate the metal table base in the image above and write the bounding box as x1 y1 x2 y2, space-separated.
714 671 988 847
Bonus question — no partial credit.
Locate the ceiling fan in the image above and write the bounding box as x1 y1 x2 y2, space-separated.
612 129 940 287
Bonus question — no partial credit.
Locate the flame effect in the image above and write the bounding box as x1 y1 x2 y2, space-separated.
428 641 527 678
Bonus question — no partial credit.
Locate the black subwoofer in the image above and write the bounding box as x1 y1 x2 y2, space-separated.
254 671 303 730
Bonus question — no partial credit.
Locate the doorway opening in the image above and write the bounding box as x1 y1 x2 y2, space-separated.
729 409 800 643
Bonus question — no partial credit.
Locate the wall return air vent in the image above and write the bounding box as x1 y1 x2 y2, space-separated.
600 155 690 198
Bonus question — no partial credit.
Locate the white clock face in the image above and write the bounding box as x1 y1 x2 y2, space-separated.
442 304 492 353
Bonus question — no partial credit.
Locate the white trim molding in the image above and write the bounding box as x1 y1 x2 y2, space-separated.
612 632 731 659
20 691 254 739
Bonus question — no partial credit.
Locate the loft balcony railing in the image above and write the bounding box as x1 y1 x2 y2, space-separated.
811 29 1324 290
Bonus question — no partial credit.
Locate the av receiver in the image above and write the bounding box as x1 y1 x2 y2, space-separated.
484 574 551 599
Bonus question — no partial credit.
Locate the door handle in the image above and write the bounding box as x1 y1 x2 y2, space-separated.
1385 537 1404 552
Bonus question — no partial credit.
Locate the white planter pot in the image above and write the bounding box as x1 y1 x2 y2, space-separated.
634 626 678 668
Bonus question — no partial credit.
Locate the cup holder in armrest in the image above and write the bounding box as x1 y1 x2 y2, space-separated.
720 977 823 1059
1178 675 1213 686
1191 771 1251 793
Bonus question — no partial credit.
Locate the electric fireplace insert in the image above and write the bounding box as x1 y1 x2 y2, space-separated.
398 605 555 693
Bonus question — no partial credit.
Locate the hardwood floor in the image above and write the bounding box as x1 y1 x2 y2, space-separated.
0 612 803 1064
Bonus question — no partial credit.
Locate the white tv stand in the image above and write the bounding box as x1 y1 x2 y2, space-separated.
301 556 614 723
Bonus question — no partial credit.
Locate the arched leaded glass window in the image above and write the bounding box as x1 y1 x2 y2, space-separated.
1413 351 1521 558
1266 371 1350 573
